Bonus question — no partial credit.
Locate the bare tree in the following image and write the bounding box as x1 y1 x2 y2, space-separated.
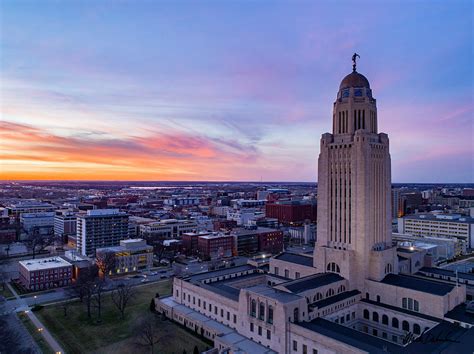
111 283 134 320
25 231 55 259
72 265 98 318
96 250 116 278
91 278 106 321
136 315 160 354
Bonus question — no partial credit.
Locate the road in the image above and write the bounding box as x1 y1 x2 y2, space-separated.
1 268 174 354
3 268 174 313
6 282 65 354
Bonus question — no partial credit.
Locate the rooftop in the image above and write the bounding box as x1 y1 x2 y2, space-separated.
20 257 72 271
403 213 474 224
246 284 302 303
380 274 455 296
444 303 474 325
418 266 474 281
312 290 360 309
298 318 473 353
360 298 441 323
232 227 281 236
280 273 344 293
273 252 314 267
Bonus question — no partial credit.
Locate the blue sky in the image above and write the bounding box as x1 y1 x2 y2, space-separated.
1 0 472 181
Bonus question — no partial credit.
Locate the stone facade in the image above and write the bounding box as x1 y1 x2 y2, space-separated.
155 65 473 353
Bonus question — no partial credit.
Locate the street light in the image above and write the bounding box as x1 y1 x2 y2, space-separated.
34 295 37 306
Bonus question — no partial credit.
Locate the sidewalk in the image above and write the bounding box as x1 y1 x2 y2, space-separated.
8 282 65 354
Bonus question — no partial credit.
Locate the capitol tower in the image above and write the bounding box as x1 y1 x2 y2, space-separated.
158 56 469 354
314 55 397 290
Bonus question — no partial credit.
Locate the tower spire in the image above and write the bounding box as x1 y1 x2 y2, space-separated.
352 52 360 72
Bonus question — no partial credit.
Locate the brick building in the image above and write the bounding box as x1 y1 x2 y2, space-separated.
233 227 284 256
19 257 72 291
198 234 234 259
265 201 317 224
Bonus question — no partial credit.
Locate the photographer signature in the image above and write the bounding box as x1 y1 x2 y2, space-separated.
402 328 460 345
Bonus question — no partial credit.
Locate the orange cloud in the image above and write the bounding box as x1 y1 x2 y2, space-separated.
0 121 260 180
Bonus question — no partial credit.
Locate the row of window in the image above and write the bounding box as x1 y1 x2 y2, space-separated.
274 267 300 279
250 300 273 324
362 309 425 334
292 340 318 354
177 289 238 324
402 297 419 312
249 323 271 340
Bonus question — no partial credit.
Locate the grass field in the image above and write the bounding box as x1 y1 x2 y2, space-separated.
36 280 210 354
0 283 14 299
17 312 54 354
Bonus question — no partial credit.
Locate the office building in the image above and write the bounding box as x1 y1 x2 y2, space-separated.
54 210 77 238
7 201 55 218
233 227 284 256
398 213 474 248
76 209 129 257
96 238 153 275
265 200 317 223
20 212 55 235
198 234 234 259
139 219 198 239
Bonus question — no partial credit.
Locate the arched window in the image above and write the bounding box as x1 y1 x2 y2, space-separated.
382 314 389 325
413 324 421 335
338 285 346 293
363 309 370 319
414 300 419 312
259 302 265 320
402 320 410 332
326 288 335 297
267 306 273 324
250 300 256 317
392 318 399 328
372 312 379 322
376 295 381 303
316 292 323 301
326 262 340 273
294 308 299 322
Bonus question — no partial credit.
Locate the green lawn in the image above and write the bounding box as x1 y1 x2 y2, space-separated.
36 280 210 354
17 312 54 354
0 283 14 299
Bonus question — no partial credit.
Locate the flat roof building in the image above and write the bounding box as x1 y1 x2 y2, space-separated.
19 257 72 291
398 213 474 248
76 209 129 257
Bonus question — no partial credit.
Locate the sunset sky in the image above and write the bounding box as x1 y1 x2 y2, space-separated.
1 0 472 182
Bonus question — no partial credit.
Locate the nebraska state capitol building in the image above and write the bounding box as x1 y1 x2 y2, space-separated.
156 59 474 353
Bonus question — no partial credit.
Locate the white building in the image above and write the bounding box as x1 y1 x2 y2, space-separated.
96 238 153 275
393 232 462 260
156 61 473 353
227 208 265 226
76 209 129 257
398 213 474 248
20 212 55 235
139 219 198 239
8 200 55 218
54 210 77 238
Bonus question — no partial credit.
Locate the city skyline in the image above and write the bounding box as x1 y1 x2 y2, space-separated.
1 1 473 182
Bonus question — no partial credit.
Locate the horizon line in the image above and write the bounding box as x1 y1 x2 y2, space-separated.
0 180 473 185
